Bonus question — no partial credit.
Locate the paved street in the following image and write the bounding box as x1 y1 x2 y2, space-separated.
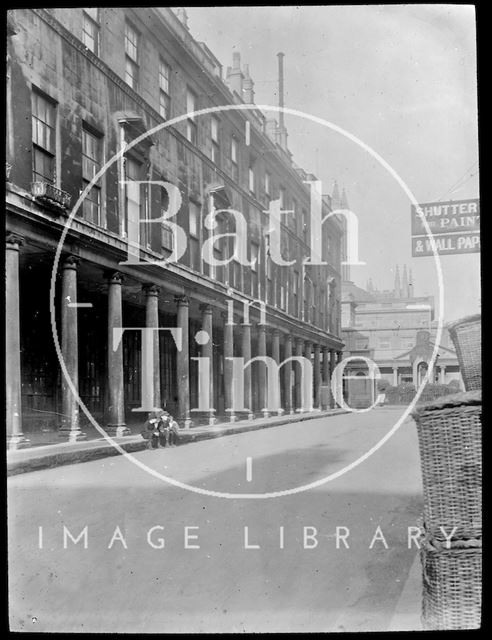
8 407 424 633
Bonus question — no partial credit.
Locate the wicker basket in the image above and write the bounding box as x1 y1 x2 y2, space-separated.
447 314 481 391
412 391 482 541
421 538 482 630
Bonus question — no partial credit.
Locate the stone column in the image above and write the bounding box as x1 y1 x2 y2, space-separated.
313 343 321 410
440 365 446 384
144 284 161 410
322 347 330 383
241 317 253 419
321 346 330 410
257 323 268 417
6 234 29 449
199 303 216 425
222 310 236 423
272 329 280 365
59 256 86 441
106 272 130 436
283 334 293 414
329 349 337 409
294 338 304 411
271 329 282 416
176 295 192 428
303 340 312 413
392 366 398 386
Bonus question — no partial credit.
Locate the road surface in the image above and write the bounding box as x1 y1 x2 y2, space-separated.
8 407 424 633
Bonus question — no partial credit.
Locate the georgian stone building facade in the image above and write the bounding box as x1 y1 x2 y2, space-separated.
341 267 462 394
6 8 344 448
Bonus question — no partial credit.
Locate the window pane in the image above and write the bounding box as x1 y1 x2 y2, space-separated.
189 202 199 236
82 183 101 225
33 147 54 183
249 166 255 193
279 188 285 208
186 89 196 118
212 142 219 165
211 117 219 142
32 92 55 154
82 14 98 54
186 120 197 145
190 237 200 271
125 58 138 89
159 60 170 93
82 129 101 183
161 224 173 251
126 158 140 180
125 23 138 61
251 243 258 271
159 91 170 120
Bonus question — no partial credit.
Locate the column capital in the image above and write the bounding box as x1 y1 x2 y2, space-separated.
199 303 213 314
175 294 190 306
270 327 281 338
6 233 24 249
255 322 267 332
294 337 304 347
143 283 159 296
313 343 321 353
62 255 80 270
106 270 124 285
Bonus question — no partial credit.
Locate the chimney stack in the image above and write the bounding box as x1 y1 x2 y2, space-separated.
243 64 255 103
276 52 288 150
226 51 244 98
277 52 285 129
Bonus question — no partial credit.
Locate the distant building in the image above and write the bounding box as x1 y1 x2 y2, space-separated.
341 266 462 404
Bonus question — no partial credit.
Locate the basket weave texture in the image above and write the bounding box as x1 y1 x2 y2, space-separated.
447 314 481 391
412 391 481 541
421 539 482 630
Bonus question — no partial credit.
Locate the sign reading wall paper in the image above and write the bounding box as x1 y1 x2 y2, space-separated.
411 199 480 256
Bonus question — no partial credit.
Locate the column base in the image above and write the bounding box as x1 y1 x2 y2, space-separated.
105 424 132 437
7 434 31 450
261 410 270 419
58 429 88 442
182 418 193 429
276 408 285 417
190 410 217 426
225 413 238 423
232 410 255 421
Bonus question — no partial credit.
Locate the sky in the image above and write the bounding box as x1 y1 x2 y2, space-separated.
185 5 480 323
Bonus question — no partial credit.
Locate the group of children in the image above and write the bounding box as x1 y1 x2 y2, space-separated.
141 409 180 449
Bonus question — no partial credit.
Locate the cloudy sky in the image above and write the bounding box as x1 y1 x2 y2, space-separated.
186 5 479 322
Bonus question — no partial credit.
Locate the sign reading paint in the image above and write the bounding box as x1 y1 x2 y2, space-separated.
411 198 480 256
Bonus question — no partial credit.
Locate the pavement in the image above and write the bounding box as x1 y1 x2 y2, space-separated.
7 408 347 476
7 406 424 633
